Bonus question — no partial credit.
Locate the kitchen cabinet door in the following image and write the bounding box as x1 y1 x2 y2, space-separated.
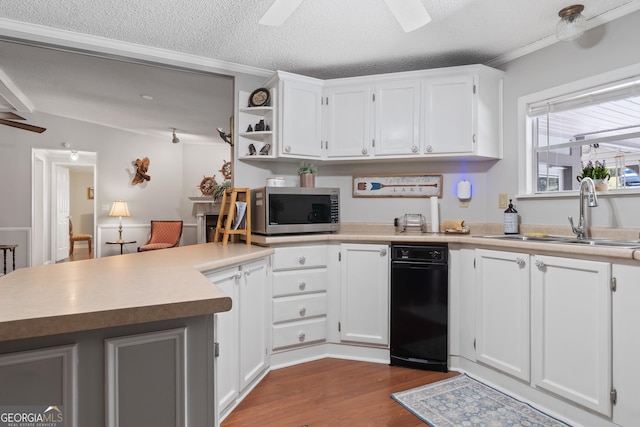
424 75 475 155
238 258 270 390
612 263 640 426
531 255 611 417
210 266 240 416
373 79 421 156
475 249 530 381
448 246 476 362
280 77 323 158
324 84 372 158
339 243 389 346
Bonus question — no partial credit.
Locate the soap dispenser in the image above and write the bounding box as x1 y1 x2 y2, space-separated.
504 199 519 234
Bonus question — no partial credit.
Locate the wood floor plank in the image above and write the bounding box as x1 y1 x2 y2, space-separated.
221 358 458 427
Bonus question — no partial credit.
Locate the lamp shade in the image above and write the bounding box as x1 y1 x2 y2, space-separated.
109 201 131 217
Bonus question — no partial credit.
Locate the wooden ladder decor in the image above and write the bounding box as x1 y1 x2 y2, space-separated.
213 188 251 246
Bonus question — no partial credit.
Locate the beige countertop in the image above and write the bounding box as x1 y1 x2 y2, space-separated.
251 222 640 261
4 224 639 343
0 243 273 343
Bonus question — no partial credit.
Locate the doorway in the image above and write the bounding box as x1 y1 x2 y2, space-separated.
32 149 96 265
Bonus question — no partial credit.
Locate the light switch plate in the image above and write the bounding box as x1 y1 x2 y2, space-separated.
498 193 508 209
102 204 110 211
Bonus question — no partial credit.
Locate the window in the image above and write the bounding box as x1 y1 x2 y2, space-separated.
523 71 640 194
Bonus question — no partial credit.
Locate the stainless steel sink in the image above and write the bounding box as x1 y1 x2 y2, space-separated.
474 234 640 249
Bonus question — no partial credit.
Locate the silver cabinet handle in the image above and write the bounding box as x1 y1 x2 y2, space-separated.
298 281 306 291
411 145 418 153
515 257 525 266
361 147 368 155
243 265 265 277
535 259 545 268
235 272 242 280
298 332 306 342
299 307 306 317
425 145 433 153
380 248 387 257
284 145 291 153
298 256 306 265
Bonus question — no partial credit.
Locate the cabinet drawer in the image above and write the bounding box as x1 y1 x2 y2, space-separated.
272 269 327 296
273 293 327 323
273 246 327 271
272 318 327 349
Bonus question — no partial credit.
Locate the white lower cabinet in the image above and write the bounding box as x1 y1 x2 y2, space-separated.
612 262 640 426
475 249 530 381
531 255 611 417
339 243 390 346
271 245 329 350
208 257 269 417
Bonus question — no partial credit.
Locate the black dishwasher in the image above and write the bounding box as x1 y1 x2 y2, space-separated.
390 244 448 372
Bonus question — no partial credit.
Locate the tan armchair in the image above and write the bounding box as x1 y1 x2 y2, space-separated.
138 220 183 252
69 219 92 255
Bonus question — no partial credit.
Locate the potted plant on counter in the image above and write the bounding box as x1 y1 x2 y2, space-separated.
298 162 317 187
577 160 610 190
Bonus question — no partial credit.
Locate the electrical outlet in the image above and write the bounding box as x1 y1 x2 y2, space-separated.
459 200 470 208
498 193 508 209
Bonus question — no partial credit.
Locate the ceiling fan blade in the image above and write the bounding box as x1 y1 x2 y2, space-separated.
0 119 46 133
259 0 304 26
383 0 431 32
0 111 26 120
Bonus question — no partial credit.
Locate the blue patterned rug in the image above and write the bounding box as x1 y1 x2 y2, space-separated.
391 374 572 427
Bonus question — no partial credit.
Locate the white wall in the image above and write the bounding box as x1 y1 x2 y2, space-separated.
493 10 640 228
69 170 94 236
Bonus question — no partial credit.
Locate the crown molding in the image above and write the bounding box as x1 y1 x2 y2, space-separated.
0 18 273 78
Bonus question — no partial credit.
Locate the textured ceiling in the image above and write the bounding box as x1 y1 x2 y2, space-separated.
0 0 638 139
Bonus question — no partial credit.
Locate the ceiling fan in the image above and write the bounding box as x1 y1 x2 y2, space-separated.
0 111 46 133
259 0 431 32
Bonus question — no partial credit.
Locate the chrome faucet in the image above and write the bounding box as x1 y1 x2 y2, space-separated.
568 177 598 240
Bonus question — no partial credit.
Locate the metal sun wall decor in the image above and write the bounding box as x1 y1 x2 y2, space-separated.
132 157 151 185
353 174 443 198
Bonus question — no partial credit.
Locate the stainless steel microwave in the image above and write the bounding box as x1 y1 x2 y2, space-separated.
251 187 340 235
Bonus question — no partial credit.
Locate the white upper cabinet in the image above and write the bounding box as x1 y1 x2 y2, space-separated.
323 79 420 159
274 72 324 159
244 65 503 163
324 83 372 158
373 79 421 156
423 75 474 155
423 66 503 159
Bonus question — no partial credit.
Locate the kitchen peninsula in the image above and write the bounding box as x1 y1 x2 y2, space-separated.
0 243 273 427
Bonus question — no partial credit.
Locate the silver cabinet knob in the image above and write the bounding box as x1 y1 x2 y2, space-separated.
380 248 387 257
284 145 291 153
298 256 306 265
298 332 306 342
515 257 525 266
425 145 433 153
361 147 368 155
235 272 242 280
535 259 545 268
411 145 418 153
299 307 306 317
244 269 251 276
298 281 306 291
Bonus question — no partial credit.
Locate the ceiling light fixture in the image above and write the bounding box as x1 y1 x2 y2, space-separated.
556 4 586 42
70 150 79 161
172 128 180 144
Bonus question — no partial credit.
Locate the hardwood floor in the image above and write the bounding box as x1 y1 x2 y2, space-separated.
56 246 93 263
221 358 458 427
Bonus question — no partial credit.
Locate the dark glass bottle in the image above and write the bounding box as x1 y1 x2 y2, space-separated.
504 199 519 234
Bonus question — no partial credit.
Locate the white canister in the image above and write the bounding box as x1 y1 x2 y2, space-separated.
266 177 285 187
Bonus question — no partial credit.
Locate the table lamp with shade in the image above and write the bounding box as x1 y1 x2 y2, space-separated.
109 201 131 243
